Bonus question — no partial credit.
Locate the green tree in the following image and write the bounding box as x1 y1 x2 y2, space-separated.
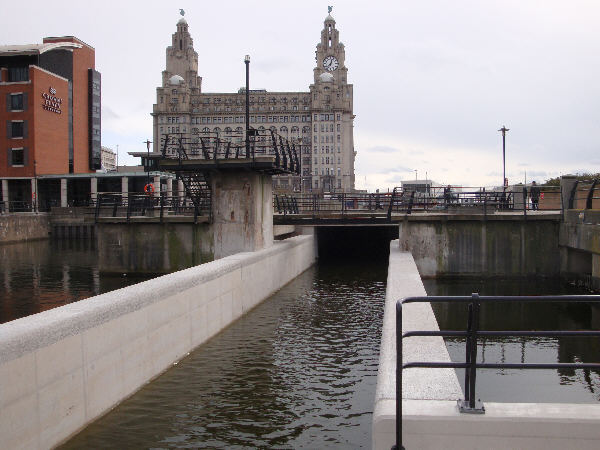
543 173 600 186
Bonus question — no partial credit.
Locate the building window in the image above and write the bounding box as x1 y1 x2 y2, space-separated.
11 121 24 138
337 179 342 189
11 147 24 166
8 67 28 82
10 94 24 110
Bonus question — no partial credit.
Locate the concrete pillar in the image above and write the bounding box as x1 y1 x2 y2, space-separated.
31 178 38 212
60 178 67 208
212 171 273 259
153 175 160 199
178 179 185 206
121 177 128 201
2 179 8 210
90 177 97 203
166 178 173 199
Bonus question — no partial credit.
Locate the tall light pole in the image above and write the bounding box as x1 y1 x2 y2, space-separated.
244 55 250 158
498 126 509 191
143 139 152 187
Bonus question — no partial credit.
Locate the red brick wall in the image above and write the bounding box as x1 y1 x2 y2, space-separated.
44 37 96 174
32 67 70 175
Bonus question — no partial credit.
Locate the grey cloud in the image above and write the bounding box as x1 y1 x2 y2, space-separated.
366 146 401 153
102 106 120 120
377 166 413 174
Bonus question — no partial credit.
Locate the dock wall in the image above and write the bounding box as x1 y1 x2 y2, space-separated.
0 234 316 449
0 213 50 244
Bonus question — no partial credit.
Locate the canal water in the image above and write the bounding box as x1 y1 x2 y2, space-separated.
3 240 599 448
424 278 600 404
0 240 154 324
61 261 388 449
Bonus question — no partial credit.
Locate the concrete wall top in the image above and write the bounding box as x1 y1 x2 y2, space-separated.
375 242 461 406
0 234 313 365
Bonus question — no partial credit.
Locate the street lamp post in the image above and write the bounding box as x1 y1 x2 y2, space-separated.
143 139 152 187
245 55 250 158
498 126 509 191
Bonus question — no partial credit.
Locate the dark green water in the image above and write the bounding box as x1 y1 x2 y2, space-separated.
0 239 155 324
61 262 388 449
424 278 600 404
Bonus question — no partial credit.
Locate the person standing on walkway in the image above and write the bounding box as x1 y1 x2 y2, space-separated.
530 181 540 210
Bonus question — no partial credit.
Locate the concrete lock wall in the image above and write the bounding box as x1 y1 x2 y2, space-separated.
373 240 600 450
0 214 50 244
398 217 561 277
0 234 316 450
96 222 214 274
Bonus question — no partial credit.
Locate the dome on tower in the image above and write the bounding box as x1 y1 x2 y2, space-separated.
319 72 334 83
169 74 184 85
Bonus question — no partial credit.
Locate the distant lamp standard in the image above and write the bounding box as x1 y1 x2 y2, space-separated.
244 54 250 158
143 139 152 187
498 126 509 191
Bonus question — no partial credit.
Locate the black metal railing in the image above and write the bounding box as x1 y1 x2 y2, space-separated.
160 129 301 175
93 192 210 223
273 185 561 220
394 293 600 450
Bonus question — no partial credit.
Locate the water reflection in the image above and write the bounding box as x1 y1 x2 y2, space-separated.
0 240 155 324
62 262 388 449
424 278 600 403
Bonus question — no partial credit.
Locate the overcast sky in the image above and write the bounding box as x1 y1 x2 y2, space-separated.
5 1 600 190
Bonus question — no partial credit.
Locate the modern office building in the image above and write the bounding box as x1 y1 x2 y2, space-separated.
0 36 101 209
152 11 356 192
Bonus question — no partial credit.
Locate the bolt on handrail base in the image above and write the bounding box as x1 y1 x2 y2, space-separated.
457 399 485 414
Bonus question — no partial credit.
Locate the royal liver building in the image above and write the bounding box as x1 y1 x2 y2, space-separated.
152 10 355 192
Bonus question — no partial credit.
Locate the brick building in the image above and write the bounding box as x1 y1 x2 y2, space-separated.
0 37 101 210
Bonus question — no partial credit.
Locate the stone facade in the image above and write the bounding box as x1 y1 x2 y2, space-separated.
152 12 355 193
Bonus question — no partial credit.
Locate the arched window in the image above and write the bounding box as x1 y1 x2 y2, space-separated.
235 127 243 133
224 127 232 133
202 127 210 134
269 126 276 132
302 126 310 134
280 126 288 134
213 127 221 136
291 126 299 135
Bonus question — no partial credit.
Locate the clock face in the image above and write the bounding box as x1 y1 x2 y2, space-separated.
323 55 339 72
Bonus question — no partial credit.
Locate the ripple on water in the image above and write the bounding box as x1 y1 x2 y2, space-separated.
61 262 388 449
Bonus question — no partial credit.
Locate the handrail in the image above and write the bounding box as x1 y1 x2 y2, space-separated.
394 293 600 450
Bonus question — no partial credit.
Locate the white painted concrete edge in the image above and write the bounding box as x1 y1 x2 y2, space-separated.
373 241 462 449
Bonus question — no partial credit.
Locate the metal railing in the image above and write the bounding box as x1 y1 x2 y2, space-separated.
160 128 301 175
394 294 600 450
567 179 600 209
274 185 562 220
93 192 210 223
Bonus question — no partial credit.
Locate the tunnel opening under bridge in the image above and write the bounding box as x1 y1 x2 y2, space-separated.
316 225 399 262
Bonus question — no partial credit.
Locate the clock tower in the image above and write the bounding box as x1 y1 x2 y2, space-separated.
309 8 355 192
313 11 348 85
